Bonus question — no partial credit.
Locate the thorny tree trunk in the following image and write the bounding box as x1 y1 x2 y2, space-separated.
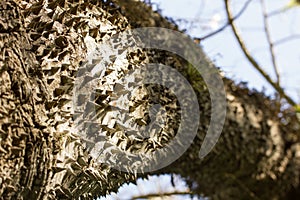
0 0 299 199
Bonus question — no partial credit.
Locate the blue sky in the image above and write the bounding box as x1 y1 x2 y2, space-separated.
151 0 300 103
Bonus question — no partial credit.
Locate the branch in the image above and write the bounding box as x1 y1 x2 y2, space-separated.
195 0 253 41
224 0 296 106
267 8 285 18
260 0 280 85
132 191 194 199
273 34 300 46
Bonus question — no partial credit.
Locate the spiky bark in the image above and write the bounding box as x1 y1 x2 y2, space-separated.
0 0 299 199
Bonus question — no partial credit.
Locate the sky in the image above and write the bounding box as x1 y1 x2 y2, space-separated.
101 174 198 200
150 0 300 103
100 0 300 199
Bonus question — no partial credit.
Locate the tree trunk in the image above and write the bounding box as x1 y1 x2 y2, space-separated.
0 0 299 199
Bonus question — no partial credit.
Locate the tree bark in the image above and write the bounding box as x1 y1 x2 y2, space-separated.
0 0 299 199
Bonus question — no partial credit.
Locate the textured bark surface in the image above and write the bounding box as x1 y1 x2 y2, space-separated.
0 0 299 199
1 0 136 199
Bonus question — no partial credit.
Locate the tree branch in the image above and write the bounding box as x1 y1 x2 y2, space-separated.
132 191 194 200
273 34 300 46
195 0 253 41
260 0 280 85
224 0 296 106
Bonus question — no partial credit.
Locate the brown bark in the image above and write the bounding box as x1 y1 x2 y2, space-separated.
0 0 299 199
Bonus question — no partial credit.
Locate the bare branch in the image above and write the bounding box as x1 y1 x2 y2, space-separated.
132 191 194 200
273 34 300 46
260 0 281 85
267 8 285 18
224 0 296 106
195 0 253 41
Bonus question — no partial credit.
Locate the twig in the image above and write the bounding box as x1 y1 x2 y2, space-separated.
224 0 296 107
132 191 194 199
195 0 253 41
273 34 300 46
267 8 285 18
260 0 281 85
